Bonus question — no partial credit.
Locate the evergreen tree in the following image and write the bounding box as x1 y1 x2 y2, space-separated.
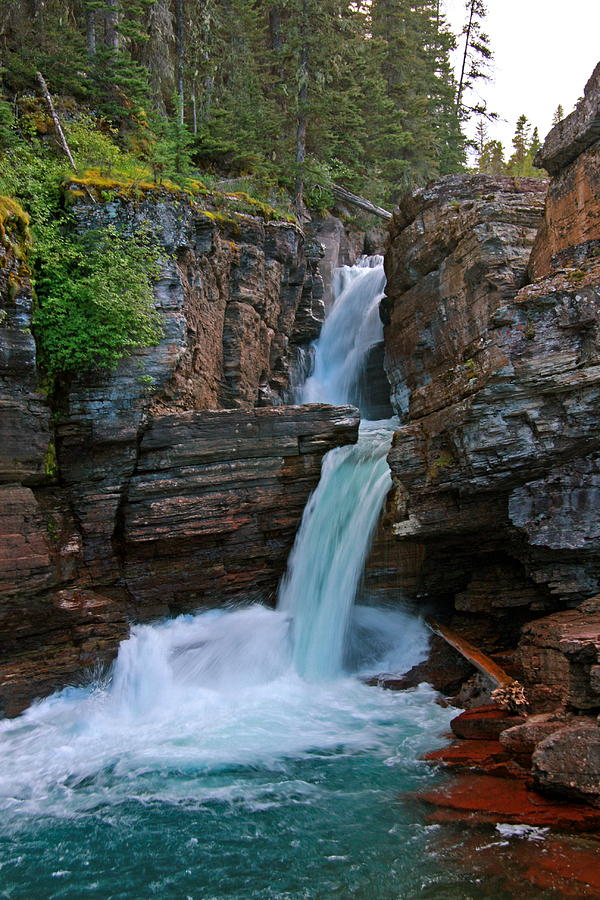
477 139 504 174
456 0 494 123
0 0 471 205
552 104 564 126
506 114 545 178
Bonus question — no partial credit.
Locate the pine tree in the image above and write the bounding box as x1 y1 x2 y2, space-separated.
456 0 494 123
477 139 504 174
552 104 564 126
506 115 545 178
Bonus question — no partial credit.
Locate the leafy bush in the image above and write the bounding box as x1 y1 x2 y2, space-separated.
0 120 163 380
33 225 162 376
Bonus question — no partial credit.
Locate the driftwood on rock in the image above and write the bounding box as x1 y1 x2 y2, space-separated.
425 617 513 689
330 184 392 220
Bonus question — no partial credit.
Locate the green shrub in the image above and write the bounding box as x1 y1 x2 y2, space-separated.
0 124 163 380
33 225 162 376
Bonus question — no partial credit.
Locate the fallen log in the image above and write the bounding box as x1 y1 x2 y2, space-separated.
330 184 392 220
425 617 512 689
425 617 527 713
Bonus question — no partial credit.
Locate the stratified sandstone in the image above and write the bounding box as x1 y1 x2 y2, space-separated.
0 403 358 716
530 63 600 279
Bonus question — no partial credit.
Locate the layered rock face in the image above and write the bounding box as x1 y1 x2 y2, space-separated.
380 176 553 640
0 192 360 716
382 66 600 805
67 193 325 413
383 173 600 625
0 402 358 716
530 62 600 279
0 206 51 485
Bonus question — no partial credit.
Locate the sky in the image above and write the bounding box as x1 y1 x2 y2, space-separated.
443 0 600 154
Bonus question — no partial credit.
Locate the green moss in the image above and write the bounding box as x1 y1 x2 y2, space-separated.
463 358 477 380
427 451 455 481
0 195 31 257
45 515 59 542
44 442 58 478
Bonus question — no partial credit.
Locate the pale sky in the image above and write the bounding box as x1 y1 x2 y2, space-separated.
443 0 600 156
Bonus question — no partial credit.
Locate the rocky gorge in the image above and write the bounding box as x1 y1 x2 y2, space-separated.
2 59 600 830
0 190 364 716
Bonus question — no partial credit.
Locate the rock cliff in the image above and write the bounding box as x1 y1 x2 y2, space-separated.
382 63 600 805
0 191 359 716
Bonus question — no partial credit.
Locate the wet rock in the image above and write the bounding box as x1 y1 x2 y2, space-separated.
417 773 600 830
0 588 130 718
454 673 496 710
499 713 570 766
375 634 474 695
306 213 376 310
532 722 600 806
450 704 525 741
422 739 511 774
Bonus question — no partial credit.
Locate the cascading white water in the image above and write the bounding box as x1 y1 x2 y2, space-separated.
301 256 386 407
279 421 395 679
278 253 399 680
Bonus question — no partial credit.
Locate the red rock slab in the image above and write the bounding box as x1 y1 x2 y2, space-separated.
524 838 600 898
451 704 525 741
418 774 600 831
423 739 515 775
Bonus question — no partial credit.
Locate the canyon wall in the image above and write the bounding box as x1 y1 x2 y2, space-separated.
0 193 359 716
381 63 600 804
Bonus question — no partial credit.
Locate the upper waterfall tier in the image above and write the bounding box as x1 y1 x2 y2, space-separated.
300 256 387 413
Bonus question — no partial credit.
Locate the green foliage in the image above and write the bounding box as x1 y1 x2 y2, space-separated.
33 224 162 376
0 98 17 149
146 101 194 184
0 0 470 208
505 114 546 178
0 120 163 379
475 115 546 178
64 115 123 173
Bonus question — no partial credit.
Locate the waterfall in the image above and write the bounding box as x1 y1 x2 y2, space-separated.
301 255 386 408
279 422 394 679
279 254 397 679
